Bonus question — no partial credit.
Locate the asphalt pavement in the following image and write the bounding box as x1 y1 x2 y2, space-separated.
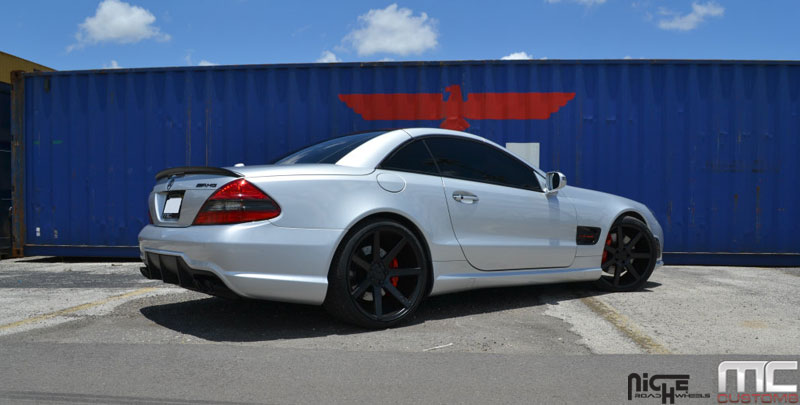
0 257 798 404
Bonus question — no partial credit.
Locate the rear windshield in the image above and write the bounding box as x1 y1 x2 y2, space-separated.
273 131 385 165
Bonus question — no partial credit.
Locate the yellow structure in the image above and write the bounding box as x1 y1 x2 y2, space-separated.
1 51 54 84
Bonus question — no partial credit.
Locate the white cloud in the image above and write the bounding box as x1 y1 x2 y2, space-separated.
501 51 533 60
623 55 633 59
103 60 122 69
69 0 170 51
316 50 341 63
546 0 607 5
344 4 437 56
183 51 216 66
658 1 724 31
292 24 312 37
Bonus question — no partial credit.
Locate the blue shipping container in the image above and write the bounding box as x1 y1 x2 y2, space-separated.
1 82 11 257
12 60 800 263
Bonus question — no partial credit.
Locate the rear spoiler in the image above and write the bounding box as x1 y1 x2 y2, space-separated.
155 166 243 181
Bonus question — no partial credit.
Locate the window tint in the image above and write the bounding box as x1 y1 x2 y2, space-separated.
380 140 439 175
424 137 542 191
274 131 384 165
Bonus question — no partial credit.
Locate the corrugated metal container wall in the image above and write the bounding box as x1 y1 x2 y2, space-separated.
14 61 800 262
3 52 54 257
0 82 11 257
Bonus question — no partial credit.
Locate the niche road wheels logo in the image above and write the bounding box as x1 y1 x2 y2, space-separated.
718 361 799 403
628 373 710 404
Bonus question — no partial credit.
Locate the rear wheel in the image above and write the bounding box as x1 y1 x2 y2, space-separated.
595 216 657 292
324 218 428 329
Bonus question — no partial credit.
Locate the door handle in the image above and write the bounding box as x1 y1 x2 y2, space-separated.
452 192 479 204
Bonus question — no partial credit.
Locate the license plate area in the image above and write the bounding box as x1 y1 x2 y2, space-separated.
162 191 184 220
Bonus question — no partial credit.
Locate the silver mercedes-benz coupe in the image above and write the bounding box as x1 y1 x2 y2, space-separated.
139 128 663 328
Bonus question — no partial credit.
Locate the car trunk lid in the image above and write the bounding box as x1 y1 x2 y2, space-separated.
150 169 243 227
149 164 372 227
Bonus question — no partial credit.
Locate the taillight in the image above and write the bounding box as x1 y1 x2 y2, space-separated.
193 179 281 225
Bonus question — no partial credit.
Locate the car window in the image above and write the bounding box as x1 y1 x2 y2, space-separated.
273 131 385 165
380 139 439 175
534 170 547 190
423 136 542 192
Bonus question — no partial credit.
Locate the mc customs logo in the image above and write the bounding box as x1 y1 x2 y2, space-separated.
718 361 799 403
339 84 575 131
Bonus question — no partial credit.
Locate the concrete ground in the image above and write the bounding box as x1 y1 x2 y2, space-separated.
0 257 798 403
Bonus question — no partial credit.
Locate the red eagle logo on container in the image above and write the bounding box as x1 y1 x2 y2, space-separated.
339 84 575 131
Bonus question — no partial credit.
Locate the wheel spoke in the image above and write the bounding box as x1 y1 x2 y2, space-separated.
388 267 422 277
624 262 641 279
599 224 654 288
352 255 370 271
383 237 407 266
373 285 383 319
344 225 427 323
383 281 411 308
628 231 643 247
351 279 371 299
372 232 381 262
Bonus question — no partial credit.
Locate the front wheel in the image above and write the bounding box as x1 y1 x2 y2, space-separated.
324 219 429 329
595 216 658 292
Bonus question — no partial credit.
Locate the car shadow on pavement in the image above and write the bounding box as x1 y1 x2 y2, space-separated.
139 281 661 342
140 295 363 341
411 281 660 325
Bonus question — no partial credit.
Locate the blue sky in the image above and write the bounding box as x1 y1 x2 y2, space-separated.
3 0 799 70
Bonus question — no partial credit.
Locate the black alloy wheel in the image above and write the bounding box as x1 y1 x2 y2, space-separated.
596 216 658 292
324 219 428 328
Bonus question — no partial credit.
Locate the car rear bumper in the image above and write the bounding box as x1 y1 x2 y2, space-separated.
138 223 346 305
141 252 239 299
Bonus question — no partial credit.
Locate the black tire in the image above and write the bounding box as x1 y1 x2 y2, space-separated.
595 216 658 292
324 218 429 329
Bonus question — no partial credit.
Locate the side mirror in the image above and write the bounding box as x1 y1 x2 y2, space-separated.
546 171 567 195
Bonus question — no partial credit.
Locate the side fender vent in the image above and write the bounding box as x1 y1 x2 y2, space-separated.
576 226 601 245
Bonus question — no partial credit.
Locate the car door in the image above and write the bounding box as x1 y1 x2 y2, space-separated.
423 136 577 271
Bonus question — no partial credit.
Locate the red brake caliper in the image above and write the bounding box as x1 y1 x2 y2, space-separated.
602 233 613 264
390 258 400 287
